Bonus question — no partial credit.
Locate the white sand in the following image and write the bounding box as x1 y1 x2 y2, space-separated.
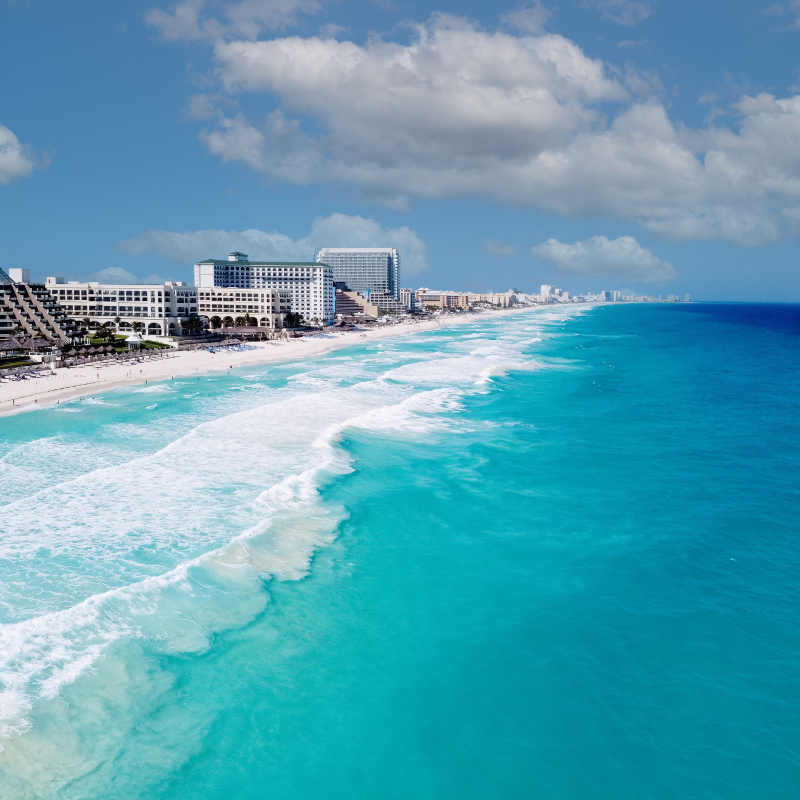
0 308 543 416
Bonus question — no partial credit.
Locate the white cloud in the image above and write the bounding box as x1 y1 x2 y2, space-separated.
146 0 322 42
88 267 167 284
532 235 675 284
501 1 552 34
150 11 800 247
0 124 49 185
203 15 627 194
483 239 517 256
582 0 655 26
118 212 429 275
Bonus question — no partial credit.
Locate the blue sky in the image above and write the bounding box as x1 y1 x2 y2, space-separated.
2 0 800 299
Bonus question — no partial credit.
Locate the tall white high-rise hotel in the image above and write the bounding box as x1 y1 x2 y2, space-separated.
315 248 400 300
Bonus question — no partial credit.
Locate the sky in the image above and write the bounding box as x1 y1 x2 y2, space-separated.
1 0 800 300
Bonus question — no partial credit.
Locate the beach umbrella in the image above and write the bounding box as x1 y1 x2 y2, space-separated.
78 347 87 355
87 347 97 354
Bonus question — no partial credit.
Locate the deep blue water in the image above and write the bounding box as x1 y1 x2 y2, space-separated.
0 303 798 798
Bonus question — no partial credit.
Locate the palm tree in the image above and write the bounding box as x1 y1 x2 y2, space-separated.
132 321 145 335
241 313 255 327
181 317 203 336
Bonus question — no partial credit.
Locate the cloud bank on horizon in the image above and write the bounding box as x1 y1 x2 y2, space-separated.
119 213 429 275
146 6 800 249
533 235 675 284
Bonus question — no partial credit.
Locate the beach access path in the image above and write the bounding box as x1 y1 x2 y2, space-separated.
0 307 543 416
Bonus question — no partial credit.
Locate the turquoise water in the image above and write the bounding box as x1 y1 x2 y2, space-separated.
1 304 799 798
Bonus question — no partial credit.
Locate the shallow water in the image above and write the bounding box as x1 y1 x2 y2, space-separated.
1 304 798 798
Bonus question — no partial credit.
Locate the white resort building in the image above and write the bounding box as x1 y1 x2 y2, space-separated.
194 253 334 324
315 248 401 300
1 268 79 342
197 286 288 330
45 277 199 336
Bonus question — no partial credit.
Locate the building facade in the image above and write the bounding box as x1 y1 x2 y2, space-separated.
467 291 518 308
1 272 78 342
415 289 469 310
45 277 198 336
315 248 400 300
399 288 416 310
194 253 334 324
197 286 288 330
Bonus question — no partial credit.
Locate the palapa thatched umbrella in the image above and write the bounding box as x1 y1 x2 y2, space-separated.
78 347 87 355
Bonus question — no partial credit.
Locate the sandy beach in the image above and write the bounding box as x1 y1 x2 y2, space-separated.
0 307 545 416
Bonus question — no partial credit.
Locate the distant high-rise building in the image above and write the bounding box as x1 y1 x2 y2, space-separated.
315 248 400 300
399 288 416 310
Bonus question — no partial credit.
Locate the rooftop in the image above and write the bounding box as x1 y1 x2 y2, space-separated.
316 248 396 253
196 259 328 267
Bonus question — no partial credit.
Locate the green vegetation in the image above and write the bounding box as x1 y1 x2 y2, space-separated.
84 334 170 352
284 312 304 327
0 358 34 370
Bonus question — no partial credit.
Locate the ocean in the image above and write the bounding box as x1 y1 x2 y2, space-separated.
0 303 798 799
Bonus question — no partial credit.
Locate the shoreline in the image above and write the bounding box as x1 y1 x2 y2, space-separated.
0 305 558 417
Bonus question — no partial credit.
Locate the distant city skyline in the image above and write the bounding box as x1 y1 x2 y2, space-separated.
2 1 800 301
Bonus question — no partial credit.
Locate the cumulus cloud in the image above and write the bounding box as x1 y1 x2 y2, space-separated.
763 1 800 27
0 124 49 185
119 212 429 275
149 10 800 246
146 0 322 42
582 0 655 26
532 235 675 284
88 267 167 284
501 1 552 34
483 239 517 256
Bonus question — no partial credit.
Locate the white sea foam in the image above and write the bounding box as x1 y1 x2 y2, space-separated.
0 308 584 776
0 360 482 747
134 384 175 394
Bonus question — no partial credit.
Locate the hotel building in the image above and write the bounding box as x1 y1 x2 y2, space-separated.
196 286 288 329
45 277 199 336
415 289 469 310
399 288 416 310
194 253 334 324
315 248 400 300
1 268 79 342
